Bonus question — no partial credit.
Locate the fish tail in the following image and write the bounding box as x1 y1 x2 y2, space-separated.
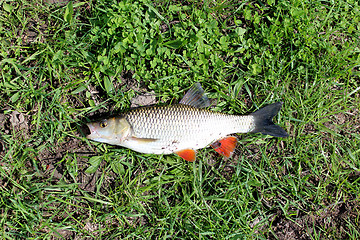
250 102 289 138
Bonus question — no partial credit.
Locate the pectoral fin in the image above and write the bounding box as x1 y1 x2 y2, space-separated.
175 149 196 162
130 136 158 143
211 136 237 158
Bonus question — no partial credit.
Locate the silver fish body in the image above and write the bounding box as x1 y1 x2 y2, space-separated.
86 83 288 161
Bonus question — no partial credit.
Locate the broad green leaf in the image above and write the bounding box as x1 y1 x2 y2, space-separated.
3 3 13 12
104 77 114 94
72 85 87 94
88 156 102 167
64 1 74 24
85 165 99 174
110 161 125 174
163 40 184 49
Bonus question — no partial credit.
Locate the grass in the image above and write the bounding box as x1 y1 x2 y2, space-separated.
0 0 359 239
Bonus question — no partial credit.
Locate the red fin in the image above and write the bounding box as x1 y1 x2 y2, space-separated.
175 149 196 162
211 136 237 158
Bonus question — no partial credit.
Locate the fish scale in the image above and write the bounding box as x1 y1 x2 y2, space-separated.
124 104 254 149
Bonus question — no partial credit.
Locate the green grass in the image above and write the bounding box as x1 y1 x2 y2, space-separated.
1 0 359 239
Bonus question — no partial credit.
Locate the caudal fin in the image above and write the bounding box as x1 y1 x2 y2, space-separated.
251 102 288 138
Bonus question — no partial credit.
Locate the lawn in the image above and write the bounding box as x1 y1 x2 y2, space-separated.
0 0 359 239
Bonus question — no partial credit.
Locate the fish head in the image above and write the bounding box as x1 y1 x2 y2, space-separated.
86 117 132 145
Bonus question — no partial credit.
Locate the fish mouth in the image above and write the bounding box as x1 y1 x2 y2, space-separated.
79 123 91 137
86 123 100 139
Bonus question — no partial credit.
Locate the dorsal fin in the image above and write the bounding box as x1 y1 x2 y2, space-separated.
179 82 210 108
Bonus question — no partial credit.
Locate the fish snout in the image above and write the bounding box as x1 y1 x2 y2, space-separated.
86 123 100 139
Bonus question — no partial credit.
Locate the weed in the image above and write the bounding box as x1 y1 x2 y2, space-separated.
0 0 359 239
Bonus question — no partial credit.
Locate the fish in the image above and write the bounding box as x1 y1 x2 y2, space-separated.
86 83 288 162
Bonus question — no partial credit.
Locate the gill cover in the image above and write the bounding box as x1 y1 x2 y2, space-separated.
87 117 132 145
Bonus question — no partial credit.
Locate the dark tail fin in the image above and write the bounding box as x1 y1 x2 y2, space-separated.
250 102 289 138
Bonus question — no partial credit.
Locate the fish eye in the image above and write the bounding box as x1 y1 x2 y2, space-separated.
99 120 108 128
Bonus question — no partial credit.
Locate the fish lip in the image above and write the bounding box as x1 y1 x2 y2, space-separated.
86 123 100 139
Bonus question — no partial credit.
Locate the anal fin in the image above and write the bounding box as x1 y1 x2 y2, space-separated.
211 136 237 158
175 149 196 162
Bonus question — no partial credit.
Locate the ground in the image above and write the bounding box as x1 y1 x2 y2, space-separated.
0 0 359 239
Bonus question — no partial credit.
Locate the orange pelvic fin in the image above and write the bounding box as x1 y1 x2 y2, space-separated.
211 136 237 158
175 149 196 162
